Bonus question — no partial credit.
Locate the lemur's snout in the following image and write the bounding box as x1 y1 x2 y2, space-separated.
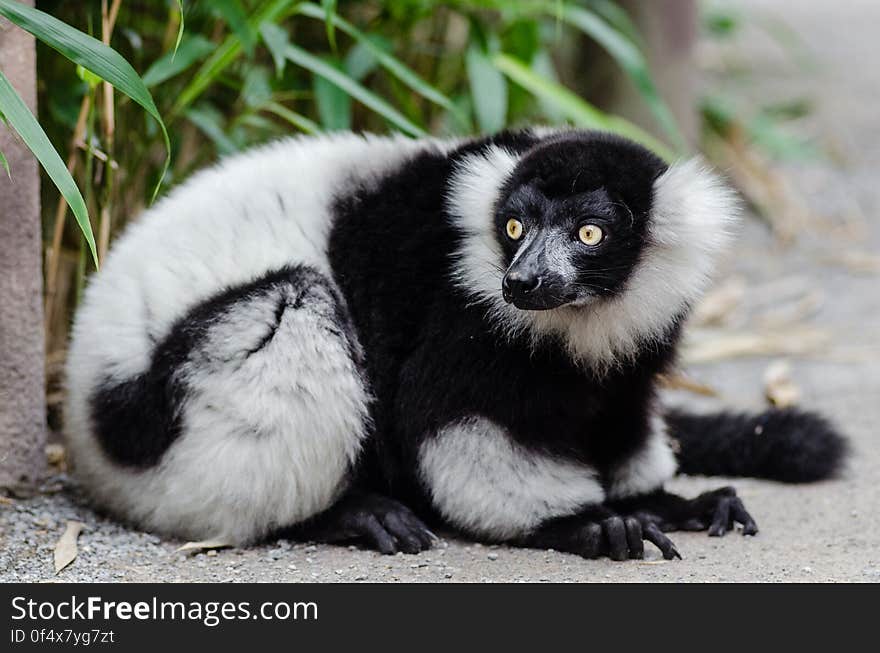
502 270 540 302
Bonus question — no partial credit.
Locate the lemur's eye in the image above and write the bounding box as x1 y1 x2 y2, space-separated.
506 218 524 241
578 224 604 246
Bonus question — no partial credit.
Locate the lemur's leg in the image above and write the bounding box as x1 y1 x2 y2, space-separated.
609 487 759 537
286 491 435 554
77 265 412 546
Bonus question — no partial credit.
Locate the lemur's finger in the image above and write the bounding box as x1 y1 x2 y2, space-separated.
679 518 706 531
359 514 397 554
708 498 731 537
730 498 759 536
578 522 604 559
381 512 424 554
397 509 438 547
602 517 629 561
623 517 644 559
643 522 681 560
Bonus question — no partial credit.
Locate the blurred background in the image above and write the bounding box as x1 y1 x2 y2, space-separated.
1 0 878 581
8 0 839 433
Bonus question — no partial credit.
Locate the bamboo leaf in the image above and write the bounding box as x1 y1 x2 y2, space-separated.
313 60 352 131
297 3 459 116
0 70 98 265
213 0 257 56
186 105 238 155
262 101 319 134
321 0 338 52
0 0 171 199
466 44 508 134
0 148 9 178
260 23 426 137
142 35 215 87
492 53 674 161
172 0 297 117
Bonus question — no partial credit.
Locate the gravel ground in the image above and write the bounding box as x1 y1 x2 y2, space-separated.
2 0 878 583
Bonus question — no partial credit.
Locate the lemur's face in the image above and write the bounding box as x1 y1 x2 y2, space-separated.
494 137 663 311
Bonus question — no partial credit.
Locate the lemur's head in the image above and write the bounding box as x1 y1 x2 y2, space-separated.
494 134 663 311
447 129 740 368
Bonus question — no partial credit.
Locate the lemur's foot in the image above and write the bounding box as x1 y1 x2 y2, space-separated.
611 486 759 539
289 492 436 555
687 486 759 537
522 512 681 561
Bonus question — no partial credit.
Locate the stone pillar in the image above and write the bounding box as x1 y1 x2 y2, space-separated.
0 0 47 491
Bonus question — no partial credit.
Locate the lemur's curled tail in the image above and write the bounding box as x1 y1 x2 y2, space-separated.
666 408 848 483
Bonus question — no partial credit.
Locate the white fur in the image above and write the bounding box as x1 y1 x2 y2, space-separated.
65 133 440 543
418 417 604 540
447 154 741 370
607 415 678 499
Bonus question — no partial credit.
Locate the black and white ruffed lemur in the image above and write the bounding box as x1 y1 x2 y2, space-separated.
65 129 847 561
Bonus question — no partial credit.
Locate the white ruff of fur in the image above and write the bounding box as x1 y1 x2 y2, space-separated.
447 155 741 370
418 417 604 540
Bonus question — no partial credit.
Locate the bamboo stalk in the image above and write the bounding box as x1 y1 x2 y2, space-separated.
97 0 122 264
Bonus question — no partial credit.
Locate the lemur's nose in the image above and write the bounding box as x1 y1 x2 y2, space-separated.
503 271 541 302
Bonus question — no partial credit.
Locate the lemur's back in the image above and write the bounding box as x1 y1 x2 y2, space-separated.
65 133 445 543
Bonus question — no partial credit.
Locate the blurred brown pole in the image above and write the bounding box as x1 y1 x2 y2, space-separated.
617 0 699 146
563 0 699 147
0 0 47 491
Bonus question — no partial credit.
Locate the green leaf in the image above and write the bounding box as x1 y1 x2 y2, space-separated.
213 0 257 56
260 23 426 137
553 3 687 154
262 101 320 134
0 0 171 200
173 0 297 117
240 66 273 108
0 148 10 178
186 105 238 156
466 44 508 133
313 59 352 131
322 0 338 52
0 70 98 265
492 53 674 161
142 35 215 87
297 3 459 116
173 0 185 56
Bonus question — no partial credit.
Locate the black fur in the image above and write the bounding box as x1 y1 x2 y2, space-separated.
328 130 680 504
667 408 848 482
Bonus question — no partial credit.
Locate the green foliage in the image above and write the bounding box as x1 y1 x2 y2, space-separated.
0 0 687 277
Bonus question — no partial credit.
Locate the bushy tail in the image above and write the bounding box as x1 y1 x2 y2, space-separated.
665 407 848 483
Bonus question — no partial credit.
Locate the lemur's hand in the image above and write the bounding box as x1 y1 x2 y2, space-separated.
610 486 759 538
520 510 681 561
682 486 759 537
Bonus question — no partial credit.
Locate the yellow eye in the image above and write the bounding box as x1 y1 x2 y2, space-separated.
506 218 524 241
578 224 604 246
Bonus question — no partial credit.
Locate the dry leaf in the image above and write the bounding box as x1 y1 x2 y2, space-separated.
692 277 746 327
763 360 801 408
54 520 84 574
177 539 231 554
45 443 67 469
682 326 829 364
657 373 719 397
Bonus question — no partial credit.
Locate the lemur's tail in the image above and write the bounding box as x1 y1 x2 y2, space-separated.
665 407 848 483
